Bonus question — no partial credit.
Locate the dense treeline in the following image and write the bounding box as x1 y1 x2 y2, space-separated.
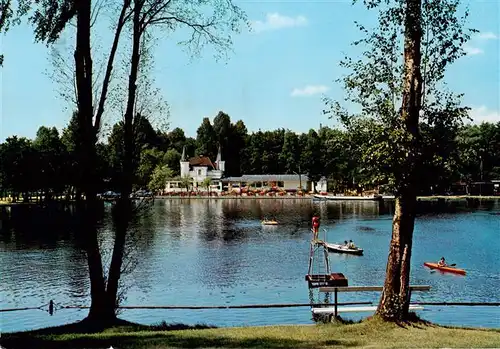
1 111 499 201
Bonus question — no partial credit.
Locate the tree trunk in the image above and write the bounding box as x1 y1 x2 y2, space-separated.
122 1 142 202
94 0 131 134
84 216 108 322
376 192 416 321
376 0 422 322
74 0 108 324
105 199 130 318
101 0 143 320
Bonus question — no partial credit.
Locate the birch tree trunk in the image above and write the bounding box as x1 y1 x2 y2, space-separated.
376 0 423 322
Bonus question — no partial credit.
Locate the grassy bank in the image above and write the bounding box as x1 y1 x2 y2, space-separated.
2 318 499 349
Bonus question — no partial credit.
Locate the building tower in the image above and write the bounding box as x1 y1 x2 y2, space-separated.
215 145 225 173
180 145 190 177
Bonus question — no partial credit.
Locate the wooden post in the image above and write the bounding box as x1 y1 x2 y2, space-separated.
408 288 412 310
334 288 338 318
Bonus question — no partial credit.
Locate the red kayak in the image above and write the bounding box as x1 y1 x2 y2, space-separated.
424 262 466 275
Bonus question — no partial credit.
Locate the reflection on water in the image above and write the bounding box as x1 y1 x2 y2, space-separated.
0 199 499 332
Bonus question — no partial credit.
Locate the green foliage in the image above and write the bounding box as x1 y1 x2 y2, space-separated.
137 148 165 189
166 128 187 153
0 136 36 199
196 117 218 160
148 165 173 192
180 175 192 192
202 177 212 190
280 131 300 174
108 114 162 189
33 126 65 196
323 0 476 195
0 0 33 66
163 149 181 175
0 113 498 197
300 130 323 184
28 0 76 44
457 122 500 181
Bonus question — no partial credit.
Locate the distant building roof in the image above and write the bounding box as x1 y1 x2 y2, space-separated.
189 155 215 169
222 174 309 182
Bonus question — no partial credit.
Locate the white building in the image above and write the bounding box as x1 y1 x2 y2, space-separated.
221 174 309 192
164 146 225 192
315 177 328 193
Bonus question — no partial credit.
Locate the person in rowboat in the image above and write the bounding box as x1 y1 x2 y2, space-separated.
438 257 447 267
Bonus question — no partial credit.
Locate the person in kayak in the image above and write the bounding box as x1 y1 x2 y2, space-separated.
438 257 447 267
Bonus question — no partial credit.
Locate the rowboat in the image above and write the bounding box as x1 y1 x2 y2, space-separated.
323 242 364 255
261 220 279 226
423 262 466 275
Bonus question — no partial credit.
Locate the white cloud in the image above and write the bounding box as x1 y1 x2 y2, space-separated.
463 31 498 56
291 85 329 97
251 13 307 33
463 44 483 56
476 31 498 40
468 106 500 124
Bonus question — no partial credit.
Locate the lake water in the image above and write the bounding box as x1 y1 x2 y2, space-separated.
1 199 499 333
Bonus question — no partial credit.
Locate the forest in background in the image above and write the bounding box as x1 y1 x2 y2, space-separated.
1 110 499 200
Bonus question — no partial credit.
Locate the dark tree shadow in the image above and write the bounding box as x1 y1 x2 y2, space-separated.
1 331 360 349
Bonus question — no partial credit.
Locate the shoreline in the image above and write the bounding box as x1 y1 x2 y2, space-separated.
155 195 499 201
1 195 499 206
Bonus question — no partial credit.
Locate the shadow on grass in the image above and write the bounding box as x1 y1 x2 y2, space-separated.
0 317 364 349
1 332 360 349
4 318 216 336
0 318 219 349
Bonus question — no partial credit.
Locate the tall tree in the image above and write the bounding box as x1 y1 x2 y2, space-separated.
26 0 134 325
280 131 300 174
104 0 246 324
167 127 187 153
301 130 323 187
33 126 65 200
0 136 35 201
213 111 232 147
196 117 217 160
137 147 165 189
163 149 181 176
148 164 173 192
376 0 423 321
227 120 247 176
324 0 474 321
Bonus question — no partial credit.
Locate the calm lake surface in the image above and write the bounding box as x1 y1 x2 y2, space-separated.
1 199 499 332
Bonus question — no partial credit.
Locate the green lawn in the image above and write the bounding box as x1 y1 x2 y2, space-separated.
2 318 499 349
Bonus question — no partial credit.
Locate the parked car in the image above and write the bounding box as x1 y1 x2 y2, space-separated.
130 190 154 198
99 191 120 199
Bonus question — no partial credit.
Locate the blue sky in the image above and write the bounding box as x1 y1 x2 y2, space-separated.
1 0 499 142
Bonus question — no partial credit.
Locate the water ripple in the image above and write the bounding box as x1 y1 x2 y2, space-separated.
1 199 499 332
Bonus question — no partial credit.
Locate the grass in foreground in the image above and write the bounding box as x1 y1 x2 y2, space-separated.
1 317 499 349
